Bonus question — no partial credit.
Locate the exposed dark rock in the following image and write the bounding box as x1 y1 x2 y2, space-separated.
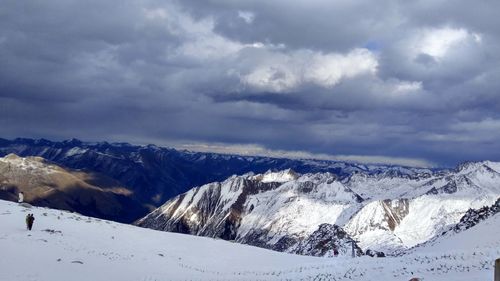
366 249 385 257
453 197 499 232
381 199 410 231
291 224 363 257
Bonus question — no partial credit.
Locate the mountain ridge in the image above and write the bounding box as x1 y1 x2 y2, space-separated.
137 164 500 256
0 154 146 222
0 137 436 222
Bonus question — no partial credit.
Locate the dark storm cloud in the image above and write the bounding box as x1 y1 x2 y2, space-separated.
1 0 500 167
180 0 400 52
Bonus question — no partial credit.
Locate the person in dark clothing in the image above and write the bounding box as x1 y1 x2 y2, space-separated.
26 214 35 231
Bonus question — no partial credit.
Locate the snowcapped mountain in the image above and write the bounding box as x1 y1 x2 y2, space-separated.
137 162 500 256
0 137 433 222
0 154 146 222
137 171 363 256
1 199 498 281
256 168 300 183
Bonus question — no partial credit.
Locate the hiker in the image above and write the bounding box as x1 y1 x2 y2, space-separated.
26 214 35 231
18 192 24 203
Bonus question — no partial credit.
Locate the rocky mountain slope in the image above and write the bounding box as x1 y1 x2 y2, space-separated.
137 162 500 256
453 197 500 232
0 138 433 222
0 154 146 222
290 223 363 257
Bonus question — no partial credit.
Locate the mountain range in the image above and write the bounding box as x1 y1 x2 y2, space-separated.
0 137 433 222
137 163 500 256
1 137 498 259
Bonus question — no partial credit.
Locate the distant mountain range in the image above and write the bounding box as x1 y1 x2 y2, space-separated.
137 163 500 256
0 137 433 222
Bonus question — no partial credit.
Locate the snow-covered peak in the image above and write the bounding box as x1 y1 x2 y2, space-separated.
441 162 500 196
456 160 500 174
483 161 500 173
140 164 499 256
255 169 300 183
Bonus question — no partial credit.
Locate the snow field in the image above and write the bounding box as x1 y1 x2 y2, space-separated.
1 200 498 281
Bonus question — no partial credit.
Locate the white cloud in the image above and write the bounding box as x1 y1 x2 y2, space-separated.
419 28 467 58
143 6 247 61
391 80 422 95
177 31 244 61
407 27 481 60
241 48 378 92
238 11 255 24
142 5 378 94
242 65 301 92
305 48 378 87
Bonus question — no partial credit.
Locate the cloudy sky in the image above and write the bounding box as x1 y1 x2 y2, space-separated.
1 0 500 167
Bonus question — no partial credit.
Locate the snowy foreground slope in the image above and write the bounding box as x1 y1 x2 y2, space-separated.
1 200 499 281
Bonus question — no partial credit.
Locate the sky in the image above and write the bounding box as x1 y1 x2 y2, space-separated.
1 0 500 167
